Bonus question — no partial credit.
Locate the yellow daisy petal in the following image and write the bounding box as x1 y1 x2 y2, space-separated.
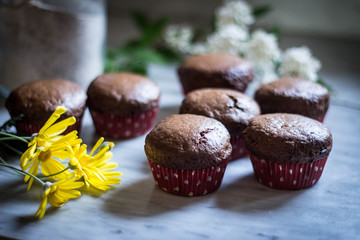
41 158 70 179
39 106 67 134
89 137 104 156
45 117 76 137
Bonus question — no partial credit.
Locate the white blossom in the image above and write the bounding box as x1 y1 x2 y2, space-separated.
260 68 279 84
215 0 254 30
163 24 194 53
187 43 210 55
280 46 321 81
207 24 248 55
244 30 281 71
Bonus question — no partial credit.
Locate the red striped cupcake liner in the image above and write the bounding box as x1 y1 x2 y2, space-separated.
90 108 158 139
249 153 329 190
316 114 326 123
148 159 229 196
16 117 83 136
230 134 247 160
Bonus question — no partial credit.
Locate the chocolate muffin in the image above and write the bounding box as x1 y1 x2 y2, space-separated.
243 113 333 190
255 77 330 122
87 72 160 139
180 88 260 160
145 114 232 196
177 53 254 94
6 79 87 134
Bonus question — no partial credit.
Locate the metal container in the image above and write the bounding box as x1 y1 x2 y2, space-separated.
0 0 106 92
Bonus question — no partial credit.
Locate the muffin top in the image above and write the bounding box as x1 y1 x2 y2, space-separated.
177 53 254 92
179 53 252 73
243 113 332 163
180 88 260 134
255 77 330 118
145 114 232 169
6 79 87 123
87 73 160 114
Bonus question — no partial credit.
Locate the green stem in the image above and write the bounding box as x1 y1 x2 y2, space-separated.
0 132 29 144
38 167 70 179
0 137 26 141
0 162 45 185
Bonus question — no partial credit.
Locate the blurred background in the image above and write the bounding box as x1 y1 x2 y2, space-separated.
107 0 360 46
105 0 360 103
0 0 359 94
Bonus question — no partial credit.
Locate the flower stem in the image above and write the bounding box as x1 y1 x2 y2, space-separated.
38 167 70 179
0 132 30 144
0 162 45 185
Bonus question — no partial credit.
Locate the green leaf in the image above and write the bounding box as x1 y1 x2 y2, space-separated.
139 17 168 46
253 5 271 19
268 25 282 41
131 11 149 31
316 77 333 93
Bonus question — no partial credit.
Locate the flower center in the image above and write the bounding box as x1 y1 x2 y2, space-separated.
38 150 52 162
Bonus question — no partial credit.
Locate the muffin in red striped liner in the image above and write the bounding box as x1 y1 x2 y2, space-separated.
255 77 330 122
180 88 260 160
243 113 332 190
87 72 160 139
144 114 232 196
6 79 86 135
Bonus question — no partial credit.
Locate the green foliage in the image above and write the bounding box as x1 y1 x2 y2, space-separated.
252 5 271 19
104 11 181 75
316 77 333 93
268 25 282 41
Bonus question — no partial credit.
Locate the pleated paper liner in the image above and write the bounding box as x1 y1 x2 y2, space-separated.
16 117 83 136
230 134 247 160
148 159 229 196
249 153 329 190
90 107 158 139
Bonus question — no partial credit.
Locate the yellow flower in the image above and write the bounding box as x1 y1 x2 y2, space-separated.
20 106 76 167
69 138 122 193
22 131 82 191
35 176 84 219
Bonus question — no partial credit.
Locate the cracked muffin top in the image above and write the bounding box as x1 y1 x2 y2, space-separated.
144 114 232 169
242 113 333 163
180 88 260 135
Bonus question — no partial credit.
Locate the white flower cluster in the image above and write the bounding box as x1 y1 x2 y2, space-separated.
163 24 194 53
207 24 248 55
162 0 322 83
280 46 321 81
244 30 280 70
215 0 254 30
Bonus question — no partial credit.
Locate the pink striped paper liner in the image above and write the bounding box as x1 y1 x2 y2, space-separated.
316 114 326 123
249 153 329 190
90 108 158 139
230 134 247 160
148 159 229 196
16 117 83 135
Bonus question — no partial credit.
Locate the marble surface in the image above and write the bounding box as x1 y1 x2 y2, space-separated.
1 39 360 240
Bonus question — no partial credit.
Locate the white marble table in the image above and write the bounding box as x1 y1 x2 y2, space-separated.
0 37 360 240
